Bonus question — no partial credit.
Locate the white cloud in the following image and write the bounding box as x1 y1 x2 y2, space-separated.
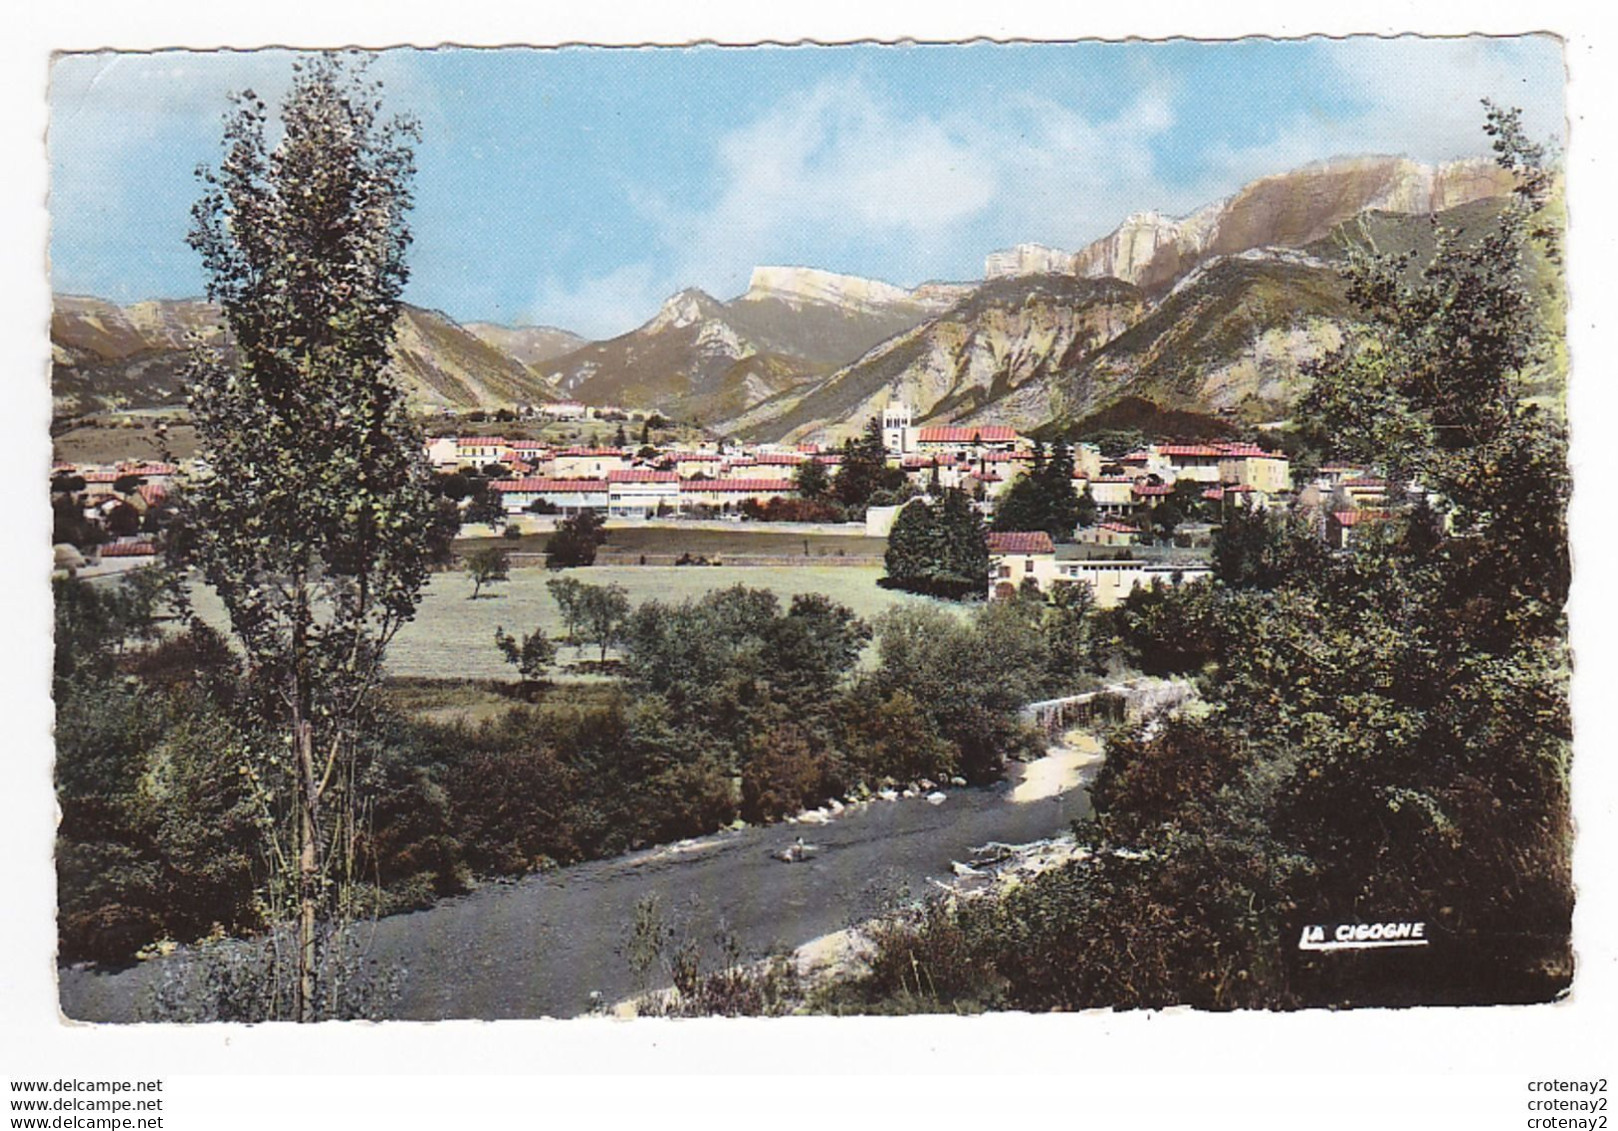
526 262 674 342
1186 35 1567 204
629 76 1182 306
658 79 999 288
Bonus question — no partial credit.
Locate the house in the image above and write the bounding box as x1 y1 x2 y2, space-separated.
1075 521 1140 547
1087 477 1140 517
1326 508 1392 550
1156 443 1226 484
425 436 460 469
456 436 511 468
553 448 628 478
678 478 799 513
491 478 609 515
506 439 552 471
987 531 1058 599
607 469 680 518
724 453 803 481
1050 547 1215 608
1341 476 1389 507
914 424 1022 457
673 452 725 478
1215 443 1292 493
539 400 588 421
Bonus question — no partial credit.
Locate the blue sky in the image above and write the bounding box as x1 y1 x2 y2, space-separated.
48 37 1565 339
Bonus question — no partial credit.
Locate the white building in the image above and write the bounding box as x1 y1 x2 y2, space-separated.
607 469 680 518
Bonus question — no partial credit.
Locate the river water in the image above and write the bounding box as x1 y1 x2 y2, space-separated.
59 756 1094 1022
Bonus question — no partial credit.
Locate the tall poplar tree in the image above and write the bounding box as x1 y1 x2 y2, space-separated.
181 54 435 1021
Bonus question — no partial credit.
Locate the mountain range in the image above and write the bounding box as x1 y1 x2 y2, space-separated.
52 154 1549 441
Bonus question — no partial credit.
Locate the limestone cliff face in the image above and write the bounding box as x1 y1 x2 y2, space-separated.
984 244 1074 280
740 265 950 315
726 275 1144 445
987 156 1517 292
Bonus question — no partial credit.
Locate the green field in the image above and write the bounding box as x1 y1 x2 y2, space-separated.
384 564 955 680
54 420 199 465
455 524 887 560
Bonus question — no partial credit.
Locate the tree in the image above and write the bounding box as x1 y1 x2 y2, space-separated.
464 482 506 527
494 625 557 685
545 510 608 568
994 439 1080 541
576 582 632 664
465 546 510 599
180 53 433 1021
793 456 830 502
1150 499 1183 543
546 575 587 643
1075 483 1098 529
834 416 899 513
883 489 988 600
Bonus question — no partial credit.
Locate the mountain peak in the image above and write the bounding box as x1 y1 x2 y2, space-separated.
646 288 724 333
740 265 924 313
985 153 1519 291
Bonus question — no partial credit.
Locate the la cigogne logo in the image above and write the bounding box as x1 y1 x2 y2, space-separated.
1298 922 1430 951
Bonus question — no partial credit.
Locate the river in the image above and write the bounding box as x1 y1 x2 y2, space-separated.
58 748 1097 1022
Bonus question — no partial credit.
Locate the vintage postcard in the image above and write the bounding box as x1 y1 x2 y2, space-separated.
43 34 1577 1031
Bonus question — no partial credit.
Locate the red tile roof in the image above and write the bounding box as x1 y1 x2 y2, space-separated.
1099 522 1139 534
987 531 1055 555
491 478 607 493
1132 484 1176 497
457 437 510 447
680 479 799 493
100 541 158 558
607 469 678 483
915 425 1019 444
1156 444 1224 458
556 448 628 458
1211 442 1283 458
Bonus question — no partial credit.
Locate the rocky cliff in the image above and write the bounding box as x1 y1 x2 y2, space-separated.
725 275 1144 445
541 270 957 425
986 156 1518 292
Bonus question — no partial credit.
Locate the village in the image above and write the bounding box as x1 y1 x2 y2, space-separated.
51 395 1394 608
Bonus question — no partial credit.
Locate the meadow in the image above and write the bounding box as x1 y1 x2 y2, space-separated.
383 564 948 680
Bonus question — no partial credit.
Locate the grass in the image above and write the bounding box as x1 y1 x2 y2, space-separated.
383 564 958 680
54 421 199 464
380 675 623 724
455 524 887 560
